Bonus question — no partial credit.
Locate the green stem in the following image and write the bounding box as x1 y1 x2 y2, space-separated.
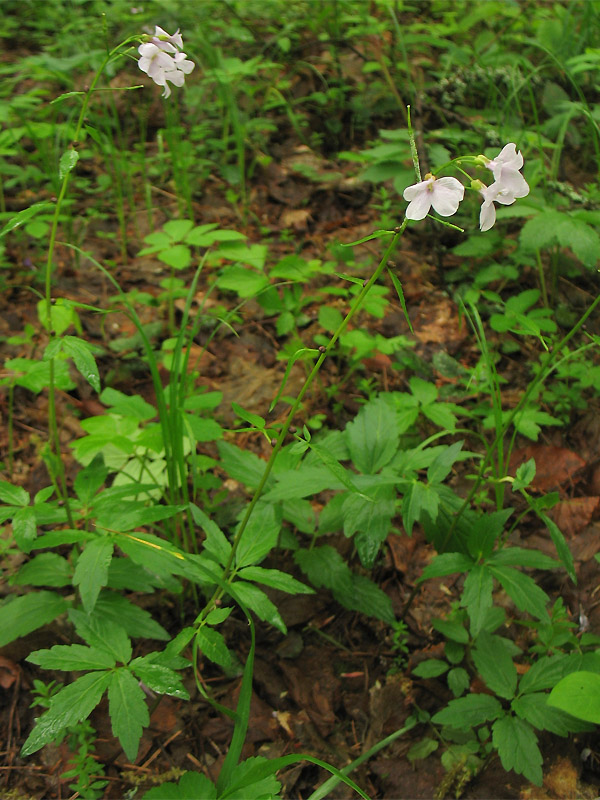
198 222 407 619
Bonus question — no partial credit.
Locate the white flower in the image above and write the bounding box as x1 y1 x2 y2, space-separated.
151 25 184 53
138 26 194 98
485 143 529 198
403 174 465 220
479 181 517 231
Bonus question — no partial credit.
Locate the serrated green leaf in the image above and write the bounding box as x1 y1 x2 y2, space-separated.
541 514 576 583
217 441 268 488
447 667 470 697
346 396 399 474
343 488 395 566
190 504 231 566
513 458 536 491
195 626 234 669
412 659 449 678
432 618 469 644
27 644 115 671
69 608 132 663
519 210 563 252
462 564 494 637
490 547 559 570
0 480 29 506
432 693 503 729
422 402 459 431
488 565 549 621
12 505 37 551
427 441 464 485
294 545 353 598
74 454 108 507
0 591 68 647
518 655 569 694
94 592 170 641
236 566 313 595
62 336 100 392
556 216 600 268
142 770 217 799
472 632 518 699
129 659 189 699
108 668 149 761
59 148 79 180
11 553 72 587
492 715 542 785
231 402 265 430
235 502 280 568
73 537 114 613
344 573 395 624
419 552 474 581
548 671 600 724
513 691 588 734
232 581 286 633
21 671 111 756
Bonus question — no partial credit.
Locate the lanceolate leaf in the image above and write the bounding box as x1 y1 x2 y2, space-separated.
27 644 116 671
21 671 111 756
0 591 69 648
129 659 190 699
472 632 518 699
195 626 233 669
488 565 550 621
432 693 503 729
73 536 114 613
236 566 313 595
461 564 494 636
108 668 149 762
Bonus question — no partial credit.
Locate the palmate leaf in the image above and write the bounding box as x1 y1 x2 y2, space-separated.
21 671 111 756
492 715 543 786
69 609 132 664
108 668 149 762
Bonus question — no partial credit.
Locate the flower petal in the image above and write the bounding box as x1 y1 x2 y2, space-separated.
479 201 496 232
431 177 464 216
405 192 433 220
403 178 433 201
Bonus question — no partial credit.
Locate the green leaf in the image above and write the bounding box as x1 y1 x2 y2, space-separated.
343 488 395 567
308 442 360 493
190 505 232 566
73 537 114 613
237 566 313 595
447 668 470 698
518 655 569 694
467 508 513 561
462 564 494 637
264 465 344 502
195 626 234 669
0 201 53 239
490 547 559 570
21 671 111 756
235 502 280 568
419 552 474 581
231 402 265 430
69 609 132 663
184 414 223 442
492 715 543 785
143 771 217 800
108 668 149 761
0 591 68 647
129 659 190 699
217 265 269 296
100 388 156 420
427 441 464 485
232 581 287 633
513 691 588 734
548 671 600 724
519 210 563 252
472 632 518 699
432 618 469 644
345 573 395 624
27 644 115 671
12 505 37 551
158 243 191 270
412 659 449 678
402 481 433 536
422 402 459 432
94 592 170 641
488 565 550 621
0 480 29 505
11 553 72 587
59 148 79 180
345 396 399 474
62 336 100 392
221 755 282 800
74 454 108 507
432 694 503 729
513 458 536 491
294 545 353 598
217 441 268 488
556 216 600 268
541 514 576 583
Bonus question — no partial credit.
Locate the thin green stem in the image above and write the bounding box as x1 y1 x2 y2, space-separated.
197 222 407 620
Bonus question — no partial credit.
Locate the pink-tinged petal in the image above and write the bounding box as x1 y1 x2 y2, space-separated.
169 29 184 49
162 83 172 99
405 192 433 220
480 201 496 232
403 178 433 201
138 42 160 58
165 70 186 88
492 168 529 198
173 52 195 73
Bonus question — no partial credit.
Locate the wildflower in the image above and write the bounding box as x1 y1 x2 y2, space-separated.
478 181 517 232
484 143 529 198
138 27 194 99
403 174 465 220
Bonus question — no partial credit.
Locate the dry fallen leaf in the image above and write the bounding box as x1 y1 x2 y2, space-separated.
509 445 586 492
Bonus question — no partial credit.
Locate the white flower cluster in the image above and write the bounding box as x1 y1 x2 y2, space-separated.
403 143 529 231
138 26 194 99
